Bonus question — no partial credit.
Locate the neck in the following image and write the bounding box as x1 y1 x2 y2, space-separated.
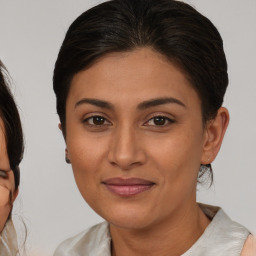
110 201 210 256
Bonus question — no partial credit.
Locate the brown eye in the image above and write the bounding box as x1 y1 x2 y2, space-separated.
153 116 166 125
84 115 111 126
146 116 174 126
91 116 105 125
0 170 7 178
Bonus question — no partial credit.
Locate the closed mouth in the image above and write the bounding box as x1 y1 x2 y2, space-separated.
102 177 155 197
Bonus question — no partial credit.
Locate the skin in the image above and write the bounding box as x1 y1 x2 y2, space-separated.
64 48 229 256
0 118 18 233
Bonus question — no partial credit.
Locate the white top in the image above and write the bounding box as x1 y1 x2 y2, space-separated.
0 219 18 256
54 204 251 256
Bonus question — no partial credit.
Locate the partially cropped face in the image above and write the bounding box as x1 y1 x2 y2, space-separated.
65 48 209 230
0 118 16 232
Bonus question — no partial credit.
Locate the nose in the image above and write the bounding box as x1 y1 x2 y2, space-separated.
107 125 146 170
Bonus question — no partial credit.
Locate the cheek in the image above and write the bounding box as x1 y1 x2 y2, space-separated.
147 126 204 203
67 136 108 195
150 129 203 172
0 187 11 232
68 135 107 170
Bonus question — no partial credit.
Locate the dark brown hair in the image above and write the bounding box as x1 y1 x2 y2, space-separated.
53 0 228 182
0 61 24 189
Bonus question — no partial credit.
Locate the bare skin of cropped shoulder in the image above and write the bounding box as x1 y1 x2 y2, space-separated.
241 235 256 256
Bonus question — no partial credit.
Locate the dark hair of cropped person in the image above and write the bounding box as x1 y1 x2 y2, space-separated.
53 0 229 183
0 61 24 189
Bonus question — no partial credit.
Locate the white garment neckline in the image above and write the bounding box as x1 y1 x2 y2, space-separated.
53 204 250 256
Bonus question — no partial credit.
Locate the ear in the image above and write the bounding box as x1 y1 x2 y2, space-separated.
58 122 67 140
201 107 229 164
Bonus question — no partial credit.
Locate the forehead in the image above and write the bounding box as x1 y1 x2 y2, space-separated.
67 48 200 109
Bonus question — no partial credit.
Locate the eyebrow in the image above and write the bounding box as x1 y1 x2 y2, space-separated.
75 98 114 109
75 97 186 110
137 97 186 110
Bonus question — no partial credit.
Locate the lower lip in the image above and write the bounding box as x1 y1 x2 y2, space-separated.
104 184 154 197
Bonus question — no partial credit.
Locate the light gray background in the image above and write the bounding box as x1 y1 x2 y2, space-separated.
0 0 255 255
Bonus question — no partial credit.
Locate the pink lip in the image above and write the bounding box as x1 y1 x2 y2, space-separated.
102 178 155 197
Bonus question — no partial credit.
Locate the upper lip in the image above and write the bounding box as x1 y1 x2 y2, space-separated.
102 177 155 185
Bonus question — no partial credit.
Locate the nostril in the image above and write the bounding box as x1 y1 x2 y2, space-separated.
108 153 145 170
109 160 118 167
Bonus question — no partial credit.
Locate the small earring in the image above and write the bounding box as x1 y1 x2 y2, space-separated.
65 149 71 164
65 156 71 164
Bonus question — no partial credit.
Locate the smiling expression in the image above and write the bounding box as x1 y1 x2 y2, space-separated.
65 48 209 230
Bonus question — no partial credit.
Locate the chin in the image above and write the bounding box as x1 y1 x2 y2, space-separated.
109 217 151 230
100 205 155 230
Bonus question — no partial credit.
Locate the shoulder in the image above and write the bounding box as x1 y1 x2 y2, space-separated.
184 204 251 255
241 235 256 256
53 222 111 256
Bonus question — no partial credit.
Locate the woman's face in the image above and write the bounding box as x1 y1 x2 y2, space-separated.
65 48 210 230
0 118 16 232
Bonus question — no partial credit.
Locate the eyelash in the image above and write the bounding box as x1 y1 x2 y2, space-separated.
0 170 8 179
83 115 112 127
82 114 175 128
144 115 175 127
